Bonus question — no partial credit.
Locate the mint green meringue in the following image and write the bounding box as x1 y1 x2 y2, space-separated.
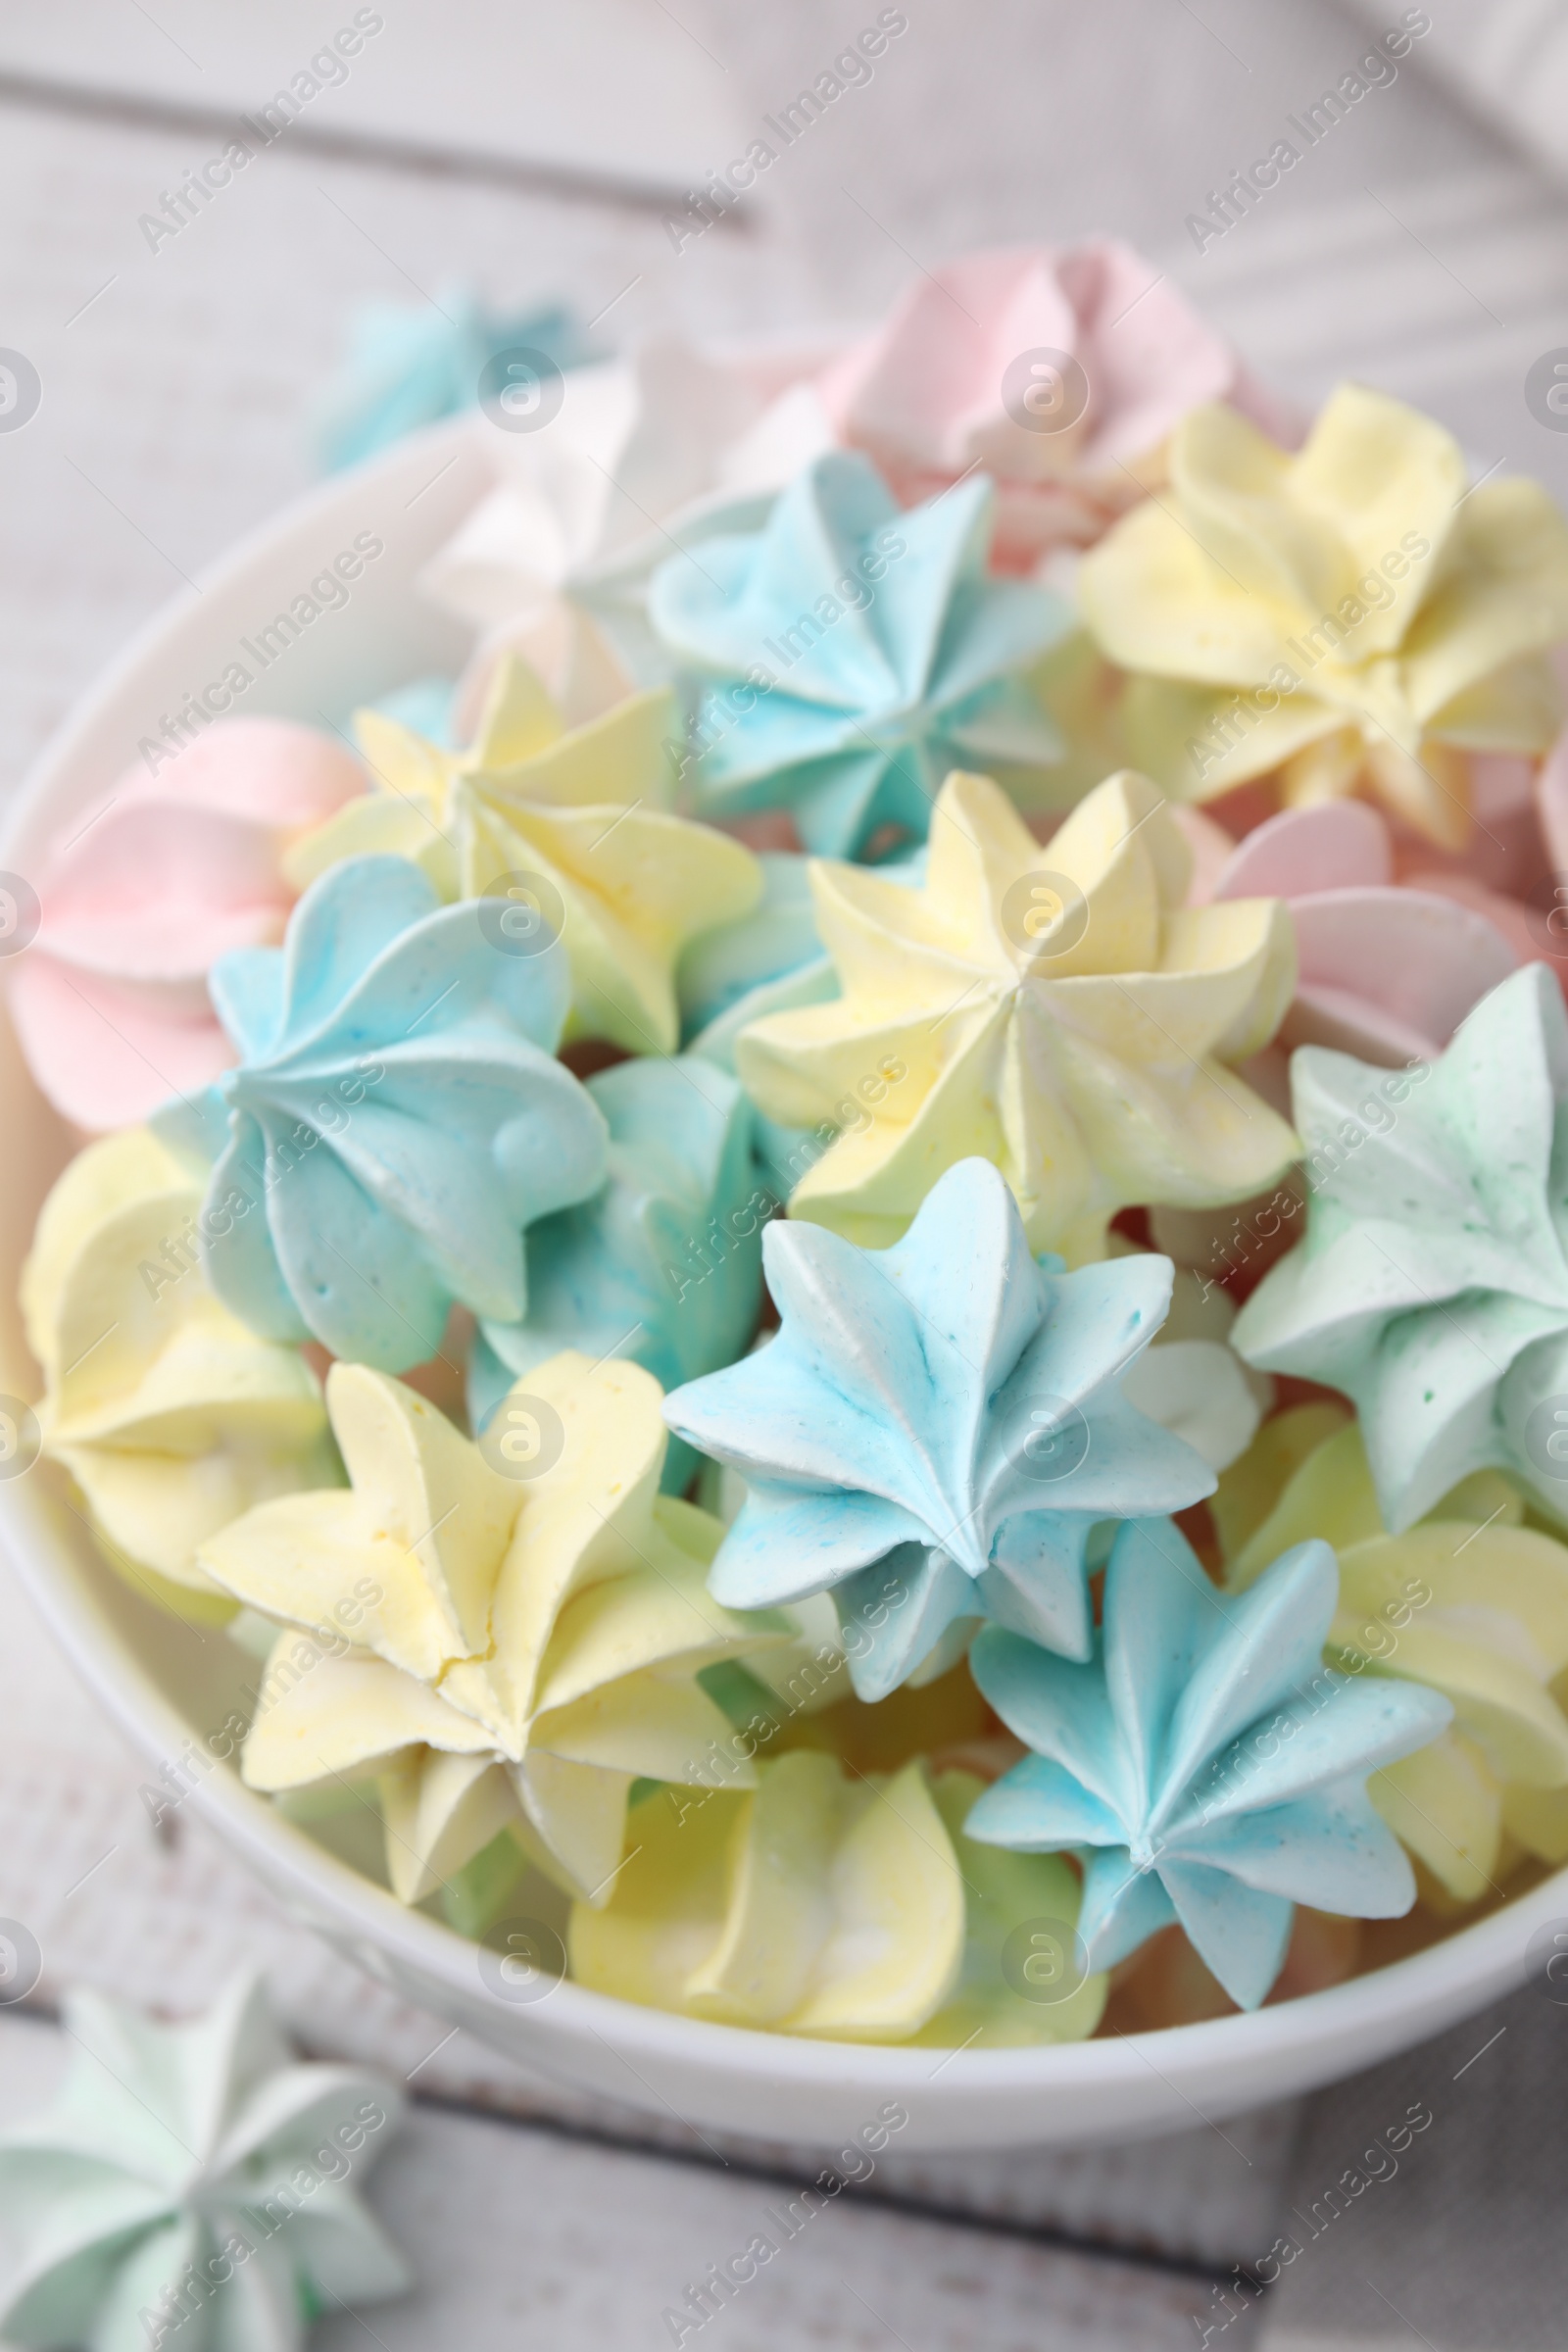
1234 964 1568 1531
0 1974 408 2352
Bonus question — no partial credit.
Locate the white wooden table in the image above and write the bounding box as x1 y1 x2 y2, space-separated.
2 6 1567 2342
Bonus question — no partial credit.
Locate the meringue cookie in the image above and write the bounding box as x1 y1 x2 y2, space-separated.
470 1055 764 1479
568 1753 967 2041
648 453 1069 857
200 1352 782 1903
1209 800 1517 1064
1222 1417 1568 1902
967 1521 1450 2009
9 718 365 1132
0 1972 408 2352
1233 964 1568 1531
20 1127 336 1614
314 285 593 470
287 657 761 1055
422 340 830 724
816 239 1292 572
151 854 609 1372
734 766 1298 1263
1079 385 1568 847
663 1158 1214 1698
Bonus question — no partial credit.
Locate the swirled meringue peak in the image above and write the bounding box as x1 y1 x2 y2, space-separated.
570 1754 1106 2044
199 1353 783 1905
647 451 1069 857
1079 384 1568 848
151 854 609 1371
0 1972 409 2352
663 1157 1214 1699
471 1054 764 1473
1233 963 1568 1532
734 766 1298 1263
9 717 365 1132
966 1522 1450 2009
286 654 760 1054
21 1126 337 1614
816 240 1290 572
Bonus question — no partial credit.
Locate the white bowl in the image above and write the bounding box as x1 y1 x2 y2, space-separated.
0 422 1560 2154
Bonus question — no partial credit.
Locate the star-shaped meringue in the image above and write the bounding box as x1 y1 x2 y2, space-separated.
966 1520 1450 2009
648 452 1069 857
1233 963 1568 1532
663 1158 1213 1698
0 1973 408 2352
21 1126 336 1614
198 1352 782 1904
1224 1417 1568 1904
152 854 609 1372
734 766 1298 1263
285 657 761 1055
1079 385 1568 848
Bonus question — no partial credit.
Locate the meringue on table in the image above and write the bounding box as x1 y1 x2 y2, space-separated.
0 1973 408 2352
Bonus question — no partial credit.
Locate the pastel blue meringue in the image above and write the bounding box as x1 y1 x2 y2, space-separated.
662 1156 1215 1698
154 855 608 1372
967 1523 1451 2008
313 287 594 470
470 1054 763 1489
648 452 1069 858
1233 964 1568 1532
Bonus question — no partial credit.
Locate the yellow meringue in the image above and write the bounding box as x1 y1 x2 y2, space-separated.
570 1755 1105 2044
198 1350 783 1905
734 766 1298 1262
1078 385 1568 850
285 656 761 1054
1223 1418 1568 1902
21 1128 336 1619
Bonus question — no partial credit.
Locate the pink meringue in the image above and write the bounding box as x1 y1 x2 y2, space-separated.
815 240 1295 573
8 718 364 1132
1209 799 1518 1064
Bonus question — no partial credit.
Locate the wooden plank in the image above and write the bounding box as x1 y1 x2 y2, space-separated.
0 1 748 202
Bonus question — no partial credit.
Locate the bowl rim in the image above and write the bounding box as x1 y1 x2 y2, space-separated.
0 411 1559 2143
